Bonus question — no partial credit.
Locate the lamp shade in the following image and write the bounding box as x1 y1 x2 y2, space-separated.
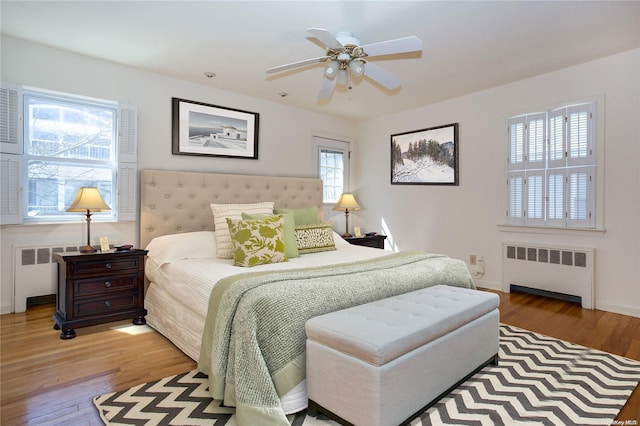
337 69 349 85
325 61 339 79
349 60 364 77
67 187 111 212
332 193 360 212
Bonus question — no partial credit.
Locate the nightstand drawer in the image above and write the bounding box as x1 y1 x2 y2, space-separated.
353 238 382 248
71 257 140 276
74 293 138 318
74 274 138 296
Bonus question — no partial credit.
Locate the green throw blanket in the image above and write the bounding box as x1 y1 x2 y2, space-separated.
198 251 475 425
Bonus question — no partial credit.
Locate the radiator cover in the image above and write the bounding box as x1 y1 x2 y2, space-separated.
13 244 77 313
502 243 595 309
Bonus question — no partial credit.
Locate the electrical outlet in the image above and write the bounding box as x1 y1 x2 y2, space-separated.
470 254 477 265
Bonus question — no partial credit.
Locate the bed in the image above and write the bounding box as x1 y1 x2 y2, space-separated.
140 169 476 425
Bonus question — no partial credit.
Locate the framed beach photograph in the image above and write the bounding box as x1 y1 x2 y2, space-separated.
391 123 459 185
172 97 259 159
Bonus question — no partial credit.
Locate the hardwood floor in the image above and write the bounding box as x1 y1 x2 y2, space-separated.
1 290 639 425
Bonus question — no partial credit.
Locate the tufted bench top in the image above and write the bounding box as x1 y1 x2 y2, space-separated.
305 285 499 366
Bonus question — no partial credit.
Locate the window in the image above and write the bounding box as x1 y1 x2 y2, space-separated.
24 92 116 220
320 149 345 202
313 136 350 203
0 84 137 225
505 101 596 228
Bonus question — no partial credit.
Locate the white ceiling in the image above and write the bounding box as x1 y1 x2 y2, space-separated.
2 1 639 121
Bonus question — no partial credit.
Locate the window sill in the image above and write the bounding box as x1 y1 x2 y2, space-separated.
497 224 606 237
3 218 121 229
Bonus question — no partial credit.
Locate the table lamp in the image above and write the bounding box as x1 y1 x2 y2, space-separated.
67 187 111 253
333 193 360 237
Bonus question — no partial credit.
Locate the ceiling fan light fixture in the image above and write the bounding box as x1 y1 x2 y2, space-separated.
325 61 339 79
337 69 349 85
268 28 423 99
349 60 364 77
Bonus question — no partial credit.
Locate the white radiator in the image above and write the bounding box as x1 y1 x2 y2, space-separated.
502 242 595 309
13 244 78 313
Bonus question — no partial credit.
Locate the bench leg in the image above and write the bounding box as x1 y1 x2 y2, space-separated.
307 399 354 426
307 400 319 417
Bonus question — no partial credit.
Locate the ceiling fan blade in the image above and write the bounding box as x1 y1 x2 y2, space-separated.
307 28 343 49
363 62 401 90
266 56 330 74
317 76 338 100
360 36 423 57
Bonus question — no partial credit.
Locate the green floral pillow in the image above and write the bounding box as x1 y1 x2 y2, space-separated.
242 211 299 258
226 216 287 267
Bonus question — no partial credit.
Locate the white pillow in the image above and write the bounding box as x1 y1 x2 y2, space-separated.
145 231 216 267
210 202 275 258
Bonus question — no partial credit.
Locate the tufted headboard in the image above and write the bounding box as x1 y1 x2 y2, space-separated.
139 169 324 248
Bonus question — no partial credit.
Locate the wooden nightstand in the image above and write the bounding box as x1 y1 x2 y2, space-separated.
343 235 387 249
53 249 148 339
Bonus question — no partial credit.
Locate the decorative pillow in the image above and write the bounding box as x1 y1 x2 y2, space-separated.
274 206 319 226
242 211 299 258
144 231 216 267
294 222 336 254
211 202 274 258
227 216 287 267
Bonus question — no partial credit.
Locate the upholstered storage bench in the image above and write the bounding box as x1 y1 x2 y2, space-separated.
305 285 500 426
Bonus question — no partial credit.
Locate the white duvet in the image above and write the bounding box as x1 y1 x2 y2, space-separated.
143 230 389 414
146 232 388 326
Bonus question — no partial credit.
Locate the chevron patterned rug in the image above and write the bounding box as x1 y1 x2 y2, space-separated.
94 324 640 425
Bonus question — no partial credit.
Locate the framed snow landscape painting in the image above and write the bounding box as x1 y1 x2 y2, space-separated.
391 123 459 185
172 97 259 159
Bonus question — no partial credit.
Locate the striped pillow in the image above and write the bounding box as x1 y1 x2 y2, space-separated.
210 202 274 258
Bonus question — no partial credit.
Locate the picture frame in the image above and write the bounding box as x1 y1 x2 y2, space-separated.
390 123 459 185
99 237 110 252
172 97 259 159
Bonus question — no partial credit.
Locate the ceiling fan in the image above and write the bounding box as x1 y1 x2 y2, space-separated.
266 28 423 99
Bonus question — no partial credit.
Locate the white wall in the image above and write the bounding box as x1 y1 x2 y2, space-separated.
0 36 356 313
353 48 640 317
2 36 638 318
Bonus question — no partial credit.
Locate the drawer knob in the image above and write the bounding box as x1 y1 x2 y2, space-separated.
105 263 112 269
104 281 112 288
104 301 111 308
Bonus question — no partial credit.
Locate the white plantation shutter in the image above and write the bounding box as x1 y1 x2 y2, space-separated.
118 104 137 163
507 117 525 170
118 163 137 221
546 170 565 227
567 166 595 227
0 84 22 154
566 104 594 167
117 104 138 221
0 83 23 224
506 172 525 225
504 100 597 228
526 172 545 226
0 153 22 224
548 109 565 169
526 113 546 169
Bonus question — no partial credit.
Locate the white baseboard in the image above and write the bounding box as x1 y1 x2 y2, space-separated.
472 278 500 291
595 301 640 318
473 280 639 319
1 303 13 315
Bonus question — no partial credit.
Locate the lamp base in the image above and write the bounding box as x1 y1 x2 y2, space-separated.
342 232 352 238
79 245 97 253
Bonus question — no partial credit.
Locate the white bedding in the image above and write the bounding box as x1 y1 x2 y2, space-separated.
143 231 389 413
